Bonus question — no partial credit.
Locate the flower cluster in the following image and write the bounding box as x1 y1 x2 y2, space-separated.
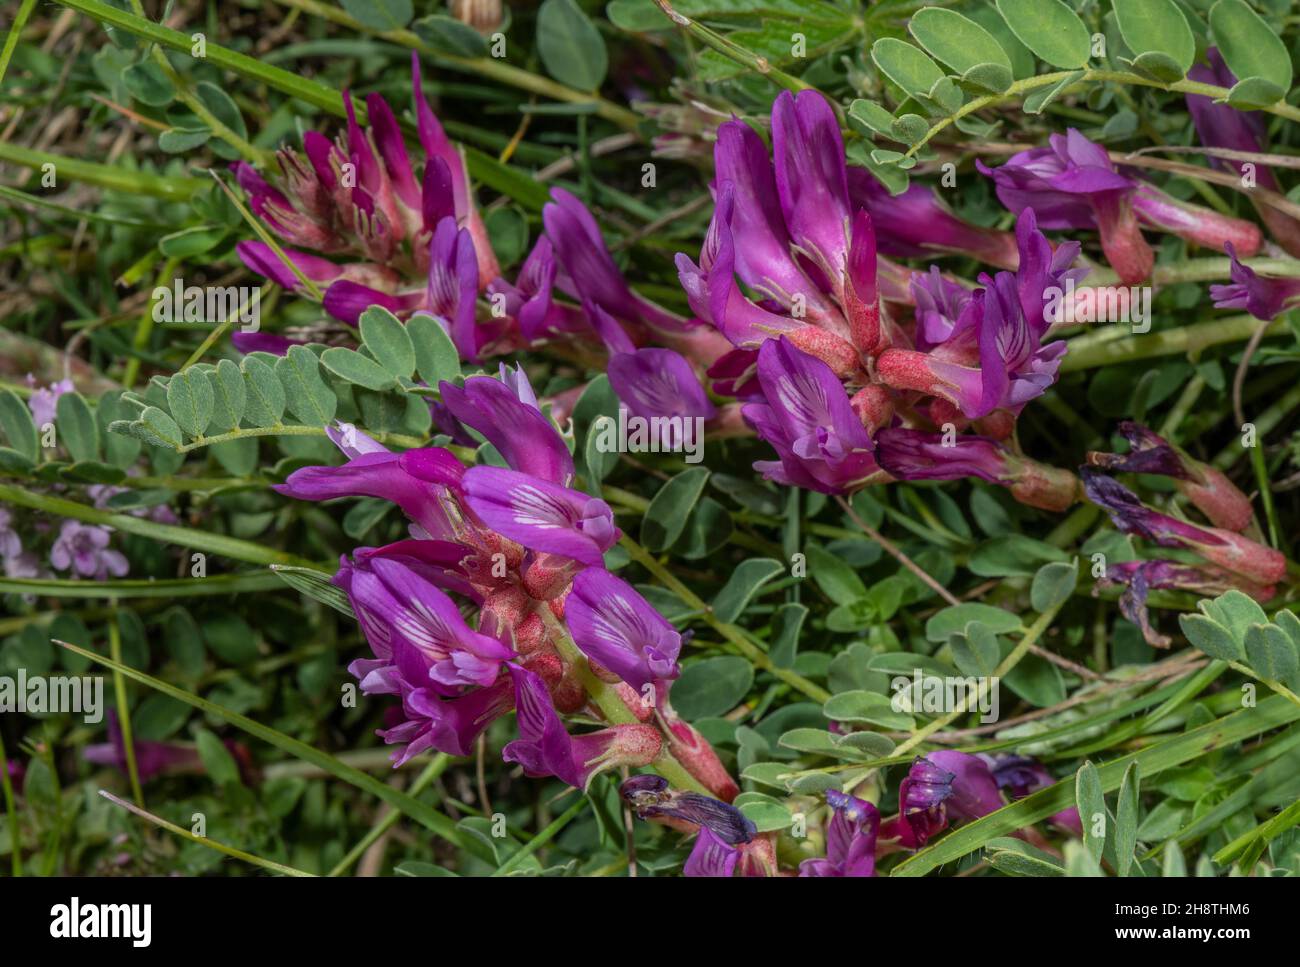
1084 422 1282 646
277 365 737 798
674 90 1081 505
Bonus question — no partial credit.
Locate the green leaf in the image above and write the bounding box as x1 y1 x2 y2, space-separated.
770 602 807 668
968 534 1068 577
641 467 710 552
157 126 210 153
271 565 357 619
847 98 896 138
1075 760 1107 864
321 347 398 392
340 0 413 32
195 728 242 785
122 59 174 106
1113 0 1194 80
411 14 489 57
241 356 286 427
711 557 784 622
276 345 336 426
986 837 1065 876
195 81 248 160
822 690 914 730
871 37 959 110
803 543 869 605
537 0 608 92
1023 69 1086 114
908 8 1012 79
949 621 1001 678
735 792 793 832
408 313 461 387
671 656 754 718
1030 559 1078 612
1115 762 1140 877
995 0 1091 69
0 389 38 460
207 358 246 433
1244 622 1299 684
1226 75 1286 109
158 225 226 258
1209 0 1291 95
55 392 99 462
358 306 416 379
1162 840 1187 877
126 407 185 449
166 368 215 439
926 602 1021 642
1179 612 1244 662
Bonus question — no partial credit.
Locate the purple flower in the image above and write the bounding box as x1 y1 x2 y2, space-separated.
502 665 661 789
741 336 877 494
566 568 682 704
980 753 1082 835
26 376 74 428
910 267 975 350
607 348 716 449
340 554 514 691
620 774 771 876
1187 48 1300 257
1086 420 1254 531
230 330 305 356
847 168 1019 268
276 444 466 543
0 507 22 560
378 673 516 764
439 371 574 486
875 428 1078 511
1081 468 1284 587
460 466 619 566
49 520 128 580
978 129 1152 283
1098 558 1261 649
1210 242 1300 321
676 91 882 368
885 751 1004 849
799 789 880 877
84 711 201 783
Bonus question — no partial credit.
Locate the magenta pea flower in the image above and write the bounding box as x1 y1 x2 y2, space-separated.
503 665 661 789
847 168 1019 268
439 372 575 486
875 428 1078 512
1210 242 1300 322
26 376 74 428
980 753 1082 836
379 674 516 764
741 336 878 494
460 466 619 566
799 790 880 877
1082 469 1284 588
607 347 717 450
566 567 682 705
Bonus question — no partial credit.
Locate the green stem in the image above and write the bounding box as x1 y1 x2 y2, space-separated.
538 605 709 794
99 791 314 876
1212 383 1300 471
618 534 832 703
491 794 587 876
327 754 452 877
0 727 20 876
107 613 145 808
124 257 177 389
0 482 318 567
0 0 37 88
0 141 203 200
58 640 468 849
1059 314 1279 372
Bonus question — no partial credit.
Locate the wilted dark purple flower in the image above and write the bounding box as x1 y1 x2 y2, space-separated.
1087 420 1254 531
49 520 127 580
799 789 880 877
741 336 878 494
884 751 1004 849
566 567 682 705
503 665 660 789
620 774 771 876
1082 468 1284 587
875 427 1078 511
1210 242 1300 321
1097 558 1265 649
